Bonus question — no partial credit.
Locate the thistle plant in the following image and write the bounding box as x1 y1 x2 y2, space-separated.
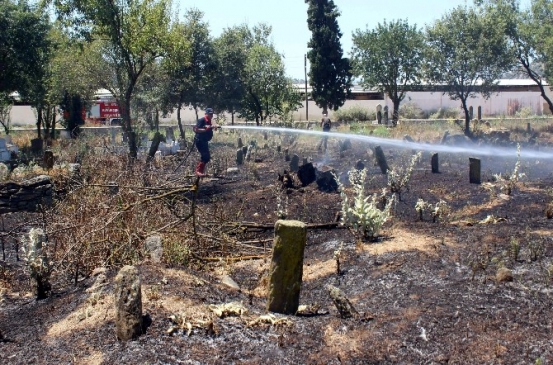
335 168 395 241
22 228 51 299
275 193 289 219
414 199 450 222
387 152 422 200
415 199 428 221
491 143 525 196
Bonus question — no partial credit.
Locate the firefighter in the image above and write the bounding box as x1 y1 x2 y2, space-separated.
194 107 219 177
318 112 332 152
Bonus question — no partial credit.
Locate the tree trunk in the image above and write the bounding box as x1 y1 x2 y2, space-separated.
392 98 400 127
176 102 185 140
520 57 553 114
461 99 471 137
36 106 42 139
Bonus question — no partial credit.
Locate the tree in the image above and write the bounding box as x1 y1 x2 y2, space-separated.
305 0 352 115
351 19 425 125
211 25 249 125
477 0 553 114
162 9 215 139
51 0 173 158
0 0 52 136
425 5 514 136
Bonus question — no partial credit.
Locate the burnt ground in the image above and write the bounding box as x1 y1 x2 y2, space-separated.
1 129 553 365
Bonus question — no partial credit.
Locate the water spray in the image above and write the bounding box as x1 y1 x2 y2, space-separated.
219 125 553 160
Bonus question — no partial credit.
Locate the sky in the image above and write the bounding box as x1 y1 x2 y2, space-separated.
179 0 530 80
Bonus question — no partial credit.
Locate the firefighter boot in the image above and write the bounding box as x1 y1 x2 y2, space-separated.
195 162 207 177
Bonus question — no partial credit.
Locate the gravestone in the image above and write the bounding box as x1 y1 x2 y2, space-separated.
237 137 243 148
478 106 482 121
376 104 382 124
114 265 143 341
43 151 54 170
374 146 390 174
245 145 253 161
236 149 244 165
383 106 389 125
431 153 439 173
266 220 307 314
145 235 163 263
165 127 175 142
469 106 474 120
290 154 300 172
469 158 481 184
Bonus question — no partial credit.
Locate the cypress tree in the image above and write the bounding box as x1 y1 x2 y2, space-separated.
305 0 352 114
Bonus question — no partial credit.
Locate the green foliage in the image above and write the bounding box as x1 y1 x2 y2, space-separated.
335 168 395 240
387 152 422 200
371 126 391 138
333 105 374 122
425 5 514 135
305 0 352 113
485 143 525 196
352 19 425 123
0 0 51 99
399 102 427 119
429 107 461 120
163 241 191 267
52 0 173 156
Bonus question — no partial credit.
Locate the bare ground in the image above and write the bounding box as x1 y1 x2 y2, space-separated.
1 129 553 364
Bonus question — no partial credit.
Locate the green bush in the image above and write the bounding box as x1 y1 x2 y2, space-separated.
429 107 460 119
399 102 427 119
334 105 375 122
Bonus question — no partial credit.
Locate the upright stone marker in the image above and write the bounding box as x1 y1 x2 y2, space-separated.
383 106 389 125
469 106 474 120
236 149 244 165
165 127 175 141
43 151 54 170
477 106 482 121
374 146 390 174
431 153 439 173
469 158 481 184
115 265 143 341
267 220 307 314
290 154 300 172
376 104 382 124
237 137 243 148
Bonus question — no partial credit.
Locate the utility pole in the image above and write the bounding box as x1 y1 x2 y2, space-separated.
304 54 308 121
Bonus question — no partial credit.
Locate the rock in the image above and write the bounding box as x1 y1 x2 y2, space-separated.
496 267 513 282
327 285 359 319
221 275 240 291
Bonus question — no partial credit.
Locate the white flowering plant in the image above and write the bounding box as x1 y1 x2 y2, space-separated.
335 168 395 241
387 152 422 200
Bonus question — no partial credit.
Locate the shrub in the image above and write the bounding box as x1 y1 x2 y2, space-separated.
429 107 460 120
335 168 395 241
399 102 427 119
334 105 375 123
387 152 422 200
